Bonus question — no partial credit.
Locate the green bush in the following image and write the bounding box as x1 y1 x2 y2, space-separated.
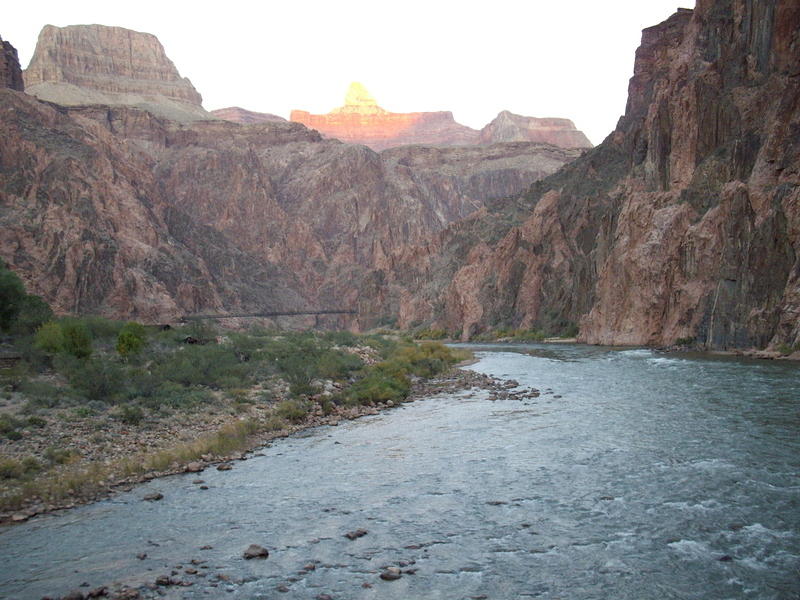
12 294 53 335
34 322 65 354
57 355 125 402
114 404 145 425
0 261 26 332
60 320 93 359
116 322 147 356
157 344 249 390
274 399 309 422
80 316 126 340
317 349 363 380
414 328 448 340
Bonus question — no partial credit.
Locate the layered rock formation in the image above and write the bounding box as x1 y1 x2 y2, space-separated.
363 0 800 350
1 35 24 91
479 111 592 148
23 24 212 122
210 106 286 124
0 86 578 322
291 82 480 151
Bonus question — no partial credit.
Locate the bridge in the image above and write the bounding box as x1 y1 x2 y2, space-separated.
179 309 357 321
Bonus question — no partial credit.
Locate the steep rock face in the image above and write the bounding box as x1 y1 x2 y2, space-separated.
210 106 286 124
0 35 24 91
23 25 211 122
291 83 480 151
364 0 800 350
480 111 592 148
0 84 579 322
0 90 306 321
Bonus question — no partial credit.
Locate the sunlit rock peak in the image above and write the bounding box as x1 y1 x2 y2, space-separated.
331 82 386 115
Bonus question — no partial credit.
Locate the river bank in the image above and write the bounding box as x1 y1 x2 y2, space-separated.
0 363 531 527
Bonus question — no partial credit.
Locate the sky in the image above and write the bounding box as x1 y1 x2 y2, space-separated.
4 0 690 145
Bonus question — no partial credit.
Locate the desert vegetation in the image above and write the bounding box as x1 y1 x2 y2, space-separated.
0 262 470 516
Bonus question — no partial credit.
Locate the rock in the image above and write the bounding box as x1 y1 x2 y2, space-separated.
86 587 107 598
143 493 163 502
718 555 734 562
379 567 402 581
315 595 333 600
216 463 233 471
23 24 209 122
302 563 317 571
199 485 209 490
480 111 591 148
192 479 205 484
11 513 28 522
361 0 800 351
185 567 198 574
185 462 204 473
0 35 24 91
136 552 147 560
276 585 290 593
61 591 85 600
200 545 213 550
211 107 286 124
344 528 368 540
292 83 590 152
243 544 269 559
155 575 171 586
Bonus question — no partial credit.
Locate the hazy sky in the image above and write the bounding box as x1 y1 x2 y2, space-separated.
5 1 689 145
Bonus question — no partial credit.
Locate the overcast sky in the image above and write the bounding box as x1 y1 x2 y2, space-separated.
5 0 689 145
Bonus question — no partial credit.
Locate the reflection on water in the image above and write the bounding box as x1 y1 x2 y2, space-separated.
1 344 798 599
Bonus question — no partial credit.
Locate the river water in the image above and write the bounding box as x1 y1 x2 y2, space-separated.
1 344 798 599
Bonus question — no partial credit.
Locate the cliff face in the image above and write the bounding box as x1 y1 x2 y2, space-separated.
0 92 579 323
210 107 286 124
290 82 591 151
480 111 592 148
0 35 24 91
0 90 306 321
364 0 800 350
23 24 211 122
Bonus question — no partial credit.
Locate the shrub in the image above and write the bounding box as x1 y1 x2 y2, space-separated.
0 261 26 331
274 399 309 422
116 322 147 356
114 404 145 425
13 294 53 335
61 320 93 359
317 349 363 380
675 336 696 346
157 344 248 389
34 321 65 354
44 446 78 465
414 328 448 340
58 355 125 402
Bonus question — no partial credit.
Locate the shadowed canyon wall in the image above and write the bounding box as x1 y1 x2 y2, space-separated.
360 0 800 350
0 35 24 91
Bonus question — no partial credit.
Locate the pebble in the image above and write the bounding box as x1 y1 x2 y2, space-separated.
344 528 368 540
216 463 233 471
142 493 163 502
243 544 269 559
380 567 402 581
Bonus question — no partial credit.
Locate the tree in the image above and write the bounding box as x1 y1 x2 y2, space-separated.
34 322 65 354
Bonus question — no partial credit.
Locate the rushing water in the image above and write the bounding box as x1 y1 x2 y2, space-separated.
1 345 799 599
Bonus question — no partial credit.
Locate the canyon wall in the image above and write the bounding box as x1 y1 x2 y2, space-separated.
23 25 212 122
0 35 24 91
209 107 286 124
287 82 592 151
363 0 800 350
0 29 580 322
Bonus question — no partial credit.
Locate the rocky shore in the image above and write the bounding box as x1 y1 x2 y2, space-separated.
0 364 530 528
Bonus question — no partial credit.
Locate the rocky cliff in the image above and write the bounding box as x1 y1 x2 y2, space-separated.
291 82 592 152
479 111 592 148
363 0 800 350
210 106 286 124
0 35 24 91
23 24 211 122
0 85 579 323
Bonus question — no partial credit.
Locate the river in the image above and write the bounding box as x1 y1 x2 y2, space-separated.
1 344 798 599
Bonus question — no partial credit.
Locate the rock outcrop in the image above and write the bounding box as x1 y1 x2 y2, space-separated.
23 24 211 122
0 86 579 322
362 0 800 350
0 35 24 91
291 82 480 151
210 106 286 124
479 111 592 148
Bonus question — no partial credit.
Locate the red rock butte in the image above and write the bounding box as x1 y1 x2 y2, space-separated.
290 83 592 151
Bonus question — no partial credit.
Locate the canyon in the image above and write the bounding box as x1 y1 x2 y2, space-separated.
1 0 798 350
286 82 593 151
0 26 580 323
362 0 800 349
